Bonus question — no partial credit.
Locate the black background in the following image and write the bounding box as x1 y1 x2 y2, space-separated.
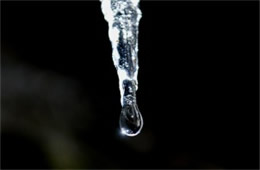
1 1 259 169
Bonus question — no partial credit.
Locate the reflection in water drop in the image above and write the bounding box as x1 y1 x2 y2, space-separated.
100 0 143 136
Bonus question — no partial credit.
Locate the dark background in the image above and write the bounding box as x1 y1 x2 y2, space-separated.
1 1 259 169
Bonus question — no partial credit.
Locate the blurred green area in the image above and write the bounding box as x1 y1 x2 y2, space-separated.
2 54 93 168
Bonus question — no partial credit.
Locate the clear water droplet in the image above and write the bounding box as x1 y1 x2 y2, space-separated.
120 103 143 136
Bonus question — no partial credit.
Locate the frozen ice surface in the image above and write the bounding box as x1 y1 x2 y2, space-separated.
100 0 143 136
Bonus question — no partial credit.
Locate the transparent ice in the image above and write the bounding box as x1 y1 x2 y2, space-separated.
100 0 143 136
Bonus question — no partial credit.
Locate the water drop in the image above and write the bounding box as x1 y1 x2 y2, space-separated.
120 103 143 136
